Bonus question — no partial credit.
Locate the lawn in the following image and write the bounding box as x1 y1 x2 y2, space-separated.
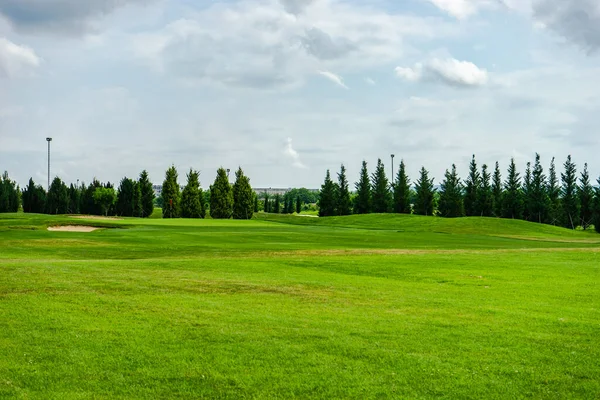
1 213 599 399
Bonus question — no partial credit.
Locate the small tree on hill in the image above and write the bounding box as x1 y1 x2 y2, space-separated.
318 170 337 217
464 155 481 216
232 167 254 220
354 161 371 214
46 177 69 215
393 160 411 214
139 170 155 218
438 164 464 218
561 155 579 229
264 193 270 213
337 164 351 216
492 162 503 217
522 162 532 221
0 172 20 213
254 194 259 213
529 154 549 224
296 196 301 214
478 164 493 217
132 182 143 217
371 159 391 213
162 165 181 219
181 169 203 218
502 158 523 219
414 167 435 216
116 177 135 217
273 194 281 214
547 157 561 225
210 167 233 219
93 187 116 217
578 163 594 230
22 178 46 214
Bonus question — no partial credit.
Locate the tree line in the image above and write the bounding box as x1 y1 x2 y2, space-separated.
0 166 255 220
317 154 600 233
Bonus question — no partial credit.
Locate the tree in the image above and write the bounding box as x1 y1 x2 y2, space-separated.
318 170 337 217
529 154 549 224
68 184 81 214
0 172 19 213
578 163 594 230
93 187 116 216
132 182 143 217
371 159 391 213
210 167 233 219
522 162 532 221
46 177 69 215
438 164 464 218
273 194 281 214
561 155 579 229
181 169 204 218
138 170 155 218
547 157 561 225
354 161 371 214
22 178 46 214
593 177 600 234
116 177 135 217
502 158 523 219
478 164 493 217
296 196 301 214
492 162 503 217
464 155 481 216
162 165 181 219
263 193 270 213
393 160 411 214
232 167 254 220
254 194 259 213
337 164 351 216
414 167 435 216
81 179 102 215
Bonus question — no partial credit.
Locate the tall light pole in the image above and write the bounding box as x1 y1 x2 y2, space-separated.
46 137 52 191
391 154 395 185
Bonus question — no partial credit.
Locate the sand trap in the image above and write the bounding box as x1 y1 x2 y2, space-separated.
48 226 100 232
72 215 123 221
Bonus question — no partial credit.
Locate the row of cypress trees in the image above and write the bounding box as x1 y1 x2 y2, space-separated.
318 154 600 232
160 166 254 220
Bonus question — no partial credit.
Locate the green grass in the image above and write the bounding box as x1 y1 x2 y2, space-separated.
1 213 599 399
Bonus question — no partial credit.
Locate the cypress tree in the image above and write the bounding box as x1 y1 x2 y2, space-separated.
210 167 233 219
132 182 143 217
264 193 270 213
337 164 351 216
22 178 46 214
593 177 600 234
522 162 532 221
529 154 549 224
0 172 19 213
296 196 301 214
393 160 411 214
181 169 203 218
547 157 561 225
561 155 579 229
438 164 464 218
478 164 493 217
68 184 81 214
162 166 181 219
46 177 69 215
116 177 135 217
492 162 503 217
371 159 391 213
254 194 259 213
354 161 371 214
464 155 481 216
273 194 281 214
82 179 102 215
578 163 594 230
139 170 155 218
414 167 435 216
502 158 523 219
318 170 337 217
232 167 254 220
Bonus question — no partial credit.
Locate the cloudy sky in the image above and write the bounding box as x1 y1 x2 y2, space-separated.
1 0 599 189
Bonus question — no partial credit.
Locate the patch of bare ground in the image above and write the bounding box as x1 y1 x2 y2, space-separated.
48 226 100 233
71 215 123 221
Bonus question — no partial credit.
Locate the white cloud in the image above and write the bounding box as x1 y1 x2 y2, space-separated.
395 57 488 87
0 37 41 78
317 70 348 89
425 0 496 19
365 77 376 85
284 137 307 169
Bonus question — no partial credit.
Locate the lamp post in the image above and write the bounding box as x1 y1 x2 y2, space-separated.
391 154 395 185
46 137 52 191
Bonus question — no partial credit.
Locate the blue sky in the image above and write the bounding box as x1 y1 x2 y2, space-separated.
1 0 599 188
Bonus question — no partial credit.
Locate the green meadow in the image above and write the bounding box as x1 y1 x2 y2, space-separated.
1 213 599 399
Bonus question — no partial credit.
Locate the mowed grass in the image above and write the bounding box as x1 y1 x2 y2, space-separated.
1 213 599 399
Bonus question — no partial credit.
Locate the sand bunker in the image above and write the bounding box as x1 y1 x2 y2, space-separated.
72 215 123 221
48 226 100 232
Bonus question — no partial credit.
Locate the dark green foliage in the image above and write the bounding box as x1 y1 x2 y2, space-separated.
354 161 371 214
132 182 143 217
0 171 20 213
464 155 481 216
181 169 204 219
502 158 523 219
116 178 136 217
46 177 69 215
263 193 270 213
22 178 46 214
594 178 600 233
68 184 81 214
547 158 561 225
578 163 594 230
318 170 337 217
371 159 391 213
393 160 411 214
232 167 254 220
414 167 435 216
478 164 493 217
337 165 351 216
561 155 579 230
273 194 281 214
139 170 155 218
93 187 116 217
210 167 233 219
296 197 301 214
162 166 181 219
81 180 102 215
254 195 259 213
522 162 532 221
492 162 503 217
438 164 464 218
277 188 318 205
528 154 549 224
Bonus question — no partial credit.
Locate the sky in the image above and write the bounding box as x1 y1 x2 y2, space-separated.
1 0 599 189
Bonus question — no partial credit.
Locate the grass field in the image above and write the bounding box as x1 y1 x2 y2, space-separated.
1 213 599 399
